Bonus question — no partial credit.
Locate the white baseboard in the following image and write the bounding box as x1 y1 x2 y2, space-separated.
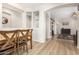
47 36 52 39
33 39 46 43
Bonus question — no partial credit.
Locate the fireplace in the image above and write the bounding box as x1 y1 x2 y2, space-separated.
58 28 71 39
58 28 73 40
61 28 71 35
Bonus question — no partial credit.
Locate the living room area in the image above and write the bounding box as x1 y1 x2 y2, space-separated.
46 3 79 47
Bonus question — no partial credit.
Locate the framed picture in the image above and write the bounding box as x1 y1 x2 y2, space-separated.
2 12 12 27
62 22 69 25
2 16 8 24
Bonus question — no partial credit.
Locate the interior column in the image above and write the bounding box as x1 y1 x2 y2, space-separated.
39 10 46 43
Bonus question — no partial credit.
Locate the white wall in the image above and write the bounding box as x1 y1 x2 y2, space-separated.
12 11 22 28
2 7 23 28
0 3 2 28
22 12 27 28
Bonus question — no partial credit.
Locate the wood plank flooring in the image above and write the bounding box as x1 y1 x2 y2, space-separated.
23 38 79 55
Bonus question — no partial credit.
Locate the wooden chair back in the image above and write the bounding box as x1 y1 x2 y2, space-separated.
27 29 33 49
16 29 29 54
0 30 17 55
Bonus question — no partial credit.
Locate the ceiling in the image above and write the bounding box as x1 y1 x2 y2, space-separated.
3 3 63 12
4 3 77 12
18 3 51 8
18 3 62 8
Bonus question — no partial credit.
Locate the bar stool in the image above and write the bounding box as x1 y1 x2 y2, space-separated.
0 30 17 55
27 29 33 49
16 30 28 54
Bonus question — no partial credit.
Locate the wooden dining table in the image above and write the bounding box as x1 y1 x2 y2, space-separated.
0 28 33 55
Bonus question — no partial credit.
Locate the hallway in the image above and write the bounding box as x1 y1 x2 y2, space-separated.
23 38 79 55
